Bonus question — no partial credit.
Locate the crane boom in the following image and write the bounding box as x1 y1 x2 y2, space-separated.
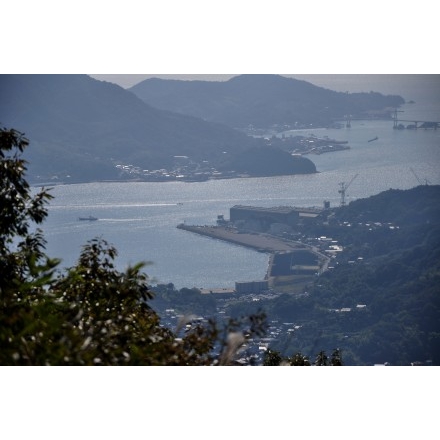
338 173 358 207
346 173 358 190
410 167 431 186
410 167 422 185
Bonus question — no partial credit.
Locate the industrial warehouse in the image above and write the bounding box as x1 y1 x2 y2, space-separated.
229 204 325 230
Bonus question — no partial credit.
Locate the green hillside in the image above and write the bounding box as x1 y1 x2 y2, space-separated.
226 185 440 365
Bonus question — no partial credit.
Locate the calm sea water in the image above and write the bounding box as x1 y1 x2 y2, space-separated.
38 83 440 289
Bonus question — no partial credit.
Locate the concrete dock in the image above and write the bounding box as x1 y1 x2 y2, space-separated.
177 224 305 253
177 224 330 293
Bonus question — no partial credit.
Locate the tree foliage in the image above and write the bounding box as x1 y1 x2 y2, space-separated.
263 348 342 366
0 127 270 366
0 127 341 366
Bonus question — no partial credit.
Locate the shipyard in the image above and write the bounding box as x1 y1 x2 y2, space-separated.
177 202 335 294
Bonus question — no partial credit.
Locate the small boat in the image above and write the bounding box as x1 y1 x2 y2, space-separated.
78 215 98 221
368 136 378 142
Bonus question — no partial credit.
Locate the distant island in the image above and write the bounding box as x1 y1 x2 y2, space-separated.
130 74 405 131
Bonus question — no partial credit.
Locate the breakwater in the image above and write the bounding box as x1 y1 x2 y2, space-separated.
177 224 330 291
176 224 303 253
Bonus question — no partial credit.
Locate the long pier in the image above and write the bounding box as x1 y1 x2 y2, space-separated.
177 224 304 253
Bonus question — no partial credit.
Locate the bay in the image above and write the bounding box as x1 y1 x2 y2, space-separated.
37 76 440 290
39 117 440 290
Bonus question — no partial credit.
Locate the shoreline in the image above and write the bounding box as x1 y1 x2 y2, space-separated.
176 224 330 291
30 171 322 188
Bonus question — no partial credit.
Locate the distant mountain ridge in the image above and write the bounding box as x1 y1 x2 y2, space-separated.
0 75 321 183
130 74 405 129
0 75 264 182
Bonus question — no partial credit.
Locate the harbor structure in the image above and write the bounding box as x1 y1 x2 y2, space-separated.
230 205 323 230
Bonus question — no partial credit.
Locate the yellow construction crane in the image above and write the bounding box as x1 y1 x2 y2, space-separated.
338 173 359 207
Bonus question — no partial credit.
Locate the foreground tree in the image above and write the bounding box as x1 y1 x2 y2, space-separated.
0 128 59 364
0 127 267 365
1 127 342 366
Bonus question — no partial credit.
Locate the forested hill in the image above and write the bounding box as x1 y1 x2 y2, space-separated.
312 186 440 365
227 185 440 365
129 74 405 129
337 185 440 226
217 145 317 176
0 75 256 182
